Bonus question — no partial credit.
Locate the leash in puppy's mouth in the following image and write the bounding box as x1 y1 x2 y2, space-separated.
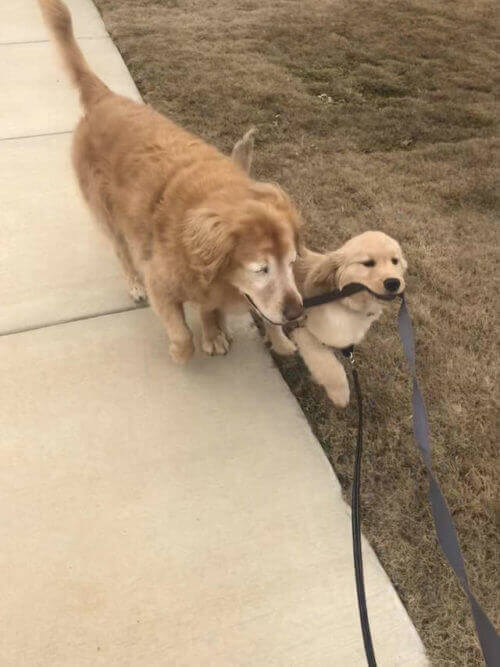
302 282 402 309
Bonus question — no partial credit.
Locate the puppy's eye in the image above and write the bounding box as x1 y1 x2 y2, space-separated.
256 265 269 274
362 259 375 267
391 258 399 265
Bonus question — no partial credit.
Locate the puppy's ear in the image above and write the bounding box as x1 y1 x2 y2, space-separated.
183 210 236 284
231 128 256 174
306 250 344 289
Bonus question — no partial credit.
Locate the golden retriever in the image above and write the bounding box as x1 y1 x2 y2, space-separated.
39 0 303 363
232 131 407 407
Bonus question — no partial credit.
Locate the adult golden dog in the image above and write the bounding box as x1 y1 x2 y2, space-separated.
39 0 303 363
233 131 407 407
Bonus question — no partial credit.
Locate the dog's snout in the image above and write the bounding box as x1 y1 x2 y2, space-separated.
282 297 304 322
384 278 401 293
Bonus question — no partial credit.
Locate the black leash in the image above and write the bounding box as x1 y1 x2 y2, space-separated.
301 285 499 665
343 347 377 667
303 282 397 309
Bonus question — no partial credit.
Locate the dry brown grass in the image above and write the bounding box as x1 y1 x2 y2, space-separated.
93 0 499 663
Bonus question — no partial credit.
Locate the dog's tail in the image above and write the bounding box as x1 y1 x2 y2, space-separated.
38 0 110 109
231 127 256 174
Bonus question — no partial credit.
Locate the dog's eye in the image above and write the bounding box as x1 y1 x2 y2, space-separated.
362 260 375 267
391 258 399 265
256 265 269 274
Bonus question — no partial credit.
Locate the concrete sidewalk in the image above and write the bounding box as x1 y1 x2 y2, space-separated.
0 1 427 664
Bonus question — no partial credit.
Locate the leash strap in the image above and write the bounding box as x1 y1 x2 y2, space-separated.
303 283 396 308
350 362 378 667
304 283 498 662
303 283 365 308
398 296 499 665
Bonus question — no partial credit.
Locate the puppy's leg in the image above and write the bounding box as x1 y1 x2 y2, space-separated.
146 280 194 364
264 322 297 356
292 328 350 407
200 308 231 356
114 234 147 303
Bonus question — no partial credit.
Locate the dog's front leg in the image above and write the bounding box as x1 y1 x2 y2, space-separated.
200 308 232 356
292 328 350 407
264 322 297 356
146 278 194 364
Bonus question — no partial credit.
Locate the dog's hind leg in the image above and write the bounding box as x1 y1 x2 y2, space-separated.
113 233 147 304
200 308 231 356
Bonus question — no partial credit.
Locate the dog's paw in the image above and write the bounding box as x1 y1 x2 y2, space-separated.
271 335 297 356
325 381 350 408
127 279 148 304
169 338 195 364
202 330 231 356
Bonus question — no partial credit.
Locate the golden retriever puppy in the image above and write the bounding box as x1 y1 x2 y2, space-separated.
232 131 407 407
287 235 407 406
39 0 303 363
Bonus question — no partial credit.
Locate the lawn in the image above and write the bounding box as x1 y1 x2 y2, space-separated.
93 0 499 663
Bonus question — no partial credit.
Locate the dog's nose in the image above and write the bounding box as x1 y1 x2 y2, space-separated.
282 298 304 322
384 278 401 293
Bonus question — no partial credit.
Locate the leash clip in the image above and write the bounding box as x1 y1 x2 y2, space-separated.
341 345 355 365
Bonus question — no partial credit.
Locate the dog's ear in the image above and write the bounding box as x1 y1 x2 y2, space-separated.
250 181 303 231
306 250 344 289
231 128 256 174
183 209 236 284
250 181 287 207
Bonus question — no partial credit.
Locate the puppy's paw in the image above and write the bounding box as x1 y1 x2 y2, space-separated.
127 279 148 304
202 329 231 356
325 381 350 408
169 338 195 364
264 327 297 356
271 335 297 356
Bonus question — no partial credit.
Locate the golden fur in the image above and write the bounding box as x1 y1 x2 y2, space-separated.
233 131 407 407
38 0 303 362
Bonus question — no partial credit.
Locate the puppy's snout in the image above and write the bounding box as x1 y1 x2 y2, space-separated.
282 296 304 322
384 278 401 293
